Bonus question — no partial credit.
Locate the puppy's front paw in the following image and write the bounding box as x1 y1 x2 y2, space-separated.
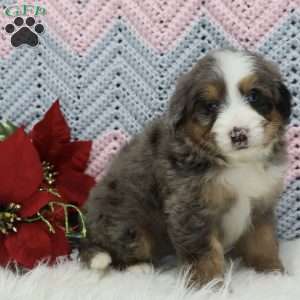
252 259 285 274
186 237 225 288
187 260 224 289
90 252 112 271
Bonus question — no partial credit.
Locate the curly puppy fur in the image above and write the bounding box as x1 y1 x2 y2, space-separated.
80 49 292 287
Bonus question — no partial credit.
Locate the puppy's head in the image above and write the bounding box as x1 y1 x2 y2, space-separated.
168 49 291 161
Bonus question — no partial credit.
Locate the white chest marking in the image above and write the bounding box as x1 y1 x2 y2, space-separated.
218 161 285 250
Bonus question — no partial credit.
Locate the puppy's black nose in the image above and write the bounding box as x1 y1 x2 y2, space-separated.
230 127 249 149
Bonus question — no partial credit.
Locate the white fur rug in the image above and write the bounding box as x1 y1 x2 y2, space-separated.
1 240 300 300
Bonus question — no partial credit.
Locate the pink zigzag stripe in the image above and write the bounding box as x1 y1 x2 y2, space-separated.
87 127 300 185
286 126 300 185
0 0 299 56
86 130 129 182
204 0 295 49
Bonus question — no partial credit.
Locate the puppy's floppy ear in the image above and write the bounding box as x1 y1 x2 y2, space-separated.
276 82 292 123
168 73 195 131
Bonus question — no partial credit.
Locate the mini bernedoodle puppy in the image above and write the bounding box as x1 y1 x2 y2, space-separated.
80 49 292 287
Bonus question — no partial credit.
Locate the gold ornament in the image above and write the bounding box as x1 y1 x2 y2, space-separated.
49 201 87 239
0 203 21 234
0 160 86 239
38 161 86 238
39 161 61 197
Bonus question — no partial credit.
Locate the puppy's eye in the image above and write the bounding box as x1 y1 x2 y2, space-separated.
245 89 273 116
205 102 219 114
245 89 258 103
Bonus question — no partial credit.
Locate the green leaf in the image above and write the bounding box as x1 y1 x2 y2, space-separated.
0 121 17 141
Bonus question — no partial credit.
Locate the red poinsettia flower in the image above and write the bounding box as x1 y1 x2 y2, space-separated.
30 100 95 207
0 128 69 268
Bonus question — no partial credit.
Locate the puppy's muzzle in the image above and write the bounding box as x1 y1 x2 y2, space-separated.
230 127 249 149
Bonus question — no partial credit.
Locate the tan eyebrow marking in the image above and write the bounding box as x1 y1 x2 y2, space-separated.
203 81 225 101
239 74 273 98
239 74 257 95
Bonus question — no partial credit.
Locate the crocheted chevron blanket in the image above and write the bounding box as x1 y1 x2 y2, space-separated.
0 0 299 239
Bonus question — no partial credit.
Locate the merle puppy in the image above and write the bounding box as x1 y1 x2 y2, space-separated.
80 49 291 287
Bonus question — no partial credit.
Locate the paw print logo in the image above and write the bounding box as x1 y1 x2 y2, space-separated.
4 17 44 47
